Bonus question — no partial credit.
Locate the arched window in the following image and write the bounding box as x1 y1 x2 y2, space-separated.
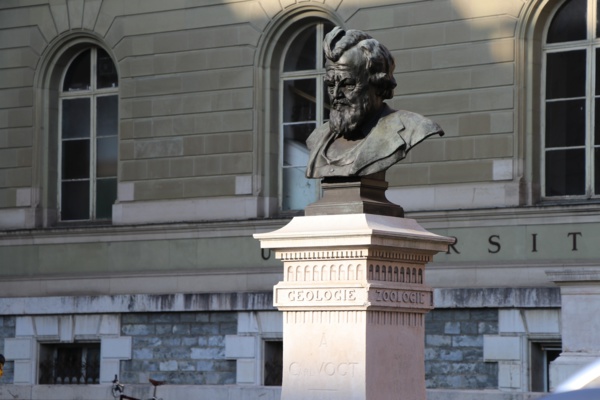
542 0 599 199
59 47 118 221
280 21 334 211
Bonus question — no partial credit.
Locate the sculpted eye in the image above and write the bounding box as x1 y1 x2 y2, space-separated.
340 79 356 91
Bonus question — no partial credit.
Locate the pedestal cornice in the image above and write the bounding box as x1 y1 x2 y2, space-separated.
253 214 454 254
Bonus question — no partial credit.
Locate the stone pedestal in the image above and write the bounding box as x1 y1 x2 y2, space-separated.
547 271 600 391
254 213 453 400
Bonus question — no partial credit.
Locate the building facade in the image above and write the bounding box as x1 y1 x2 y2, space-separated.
0 0 598 399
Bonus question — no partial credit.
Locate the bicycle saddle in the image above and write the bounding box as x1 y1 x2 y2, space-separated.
149 379 165 386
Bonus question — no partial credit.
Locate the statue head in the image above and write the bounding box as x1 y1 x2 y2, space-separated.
323 27 397 139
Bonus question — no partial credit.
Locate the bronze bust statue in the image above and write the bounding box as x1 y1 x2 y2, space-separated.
305 27 444 179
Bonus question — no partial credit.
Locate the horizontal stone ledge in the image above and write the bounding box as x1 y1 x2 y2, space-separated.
426 389 546 400
276 306 433 314
0 291 275 315
433 287 561 308
0 287 560 315
0 384 282 400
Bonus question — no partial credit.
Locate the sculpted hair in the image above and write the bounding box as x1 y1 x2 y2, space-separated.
323 26 397 100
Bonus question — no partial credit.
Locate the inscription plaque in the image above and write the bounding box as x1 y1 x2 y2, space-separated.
275 283 433 312
276 286 363 309
369 287 433 312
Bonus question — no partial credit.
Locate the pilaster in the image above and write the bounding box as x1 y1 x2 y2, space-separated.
547 270 600 391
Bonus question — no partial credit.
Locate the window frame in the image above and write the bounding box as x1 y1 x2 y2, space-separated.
541 0 600 200
529 340 562 392
58 46 119 221
262 339 283 386
278 21 333 212
38 341 101 385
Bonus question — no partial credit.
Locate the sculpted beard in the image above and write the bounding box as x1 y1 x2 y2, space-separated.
329 94 372 139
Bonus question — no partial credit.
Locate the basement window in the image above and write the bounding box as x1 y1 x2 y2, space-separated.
263 340 283 386
39 342 100 384
530 341 561 392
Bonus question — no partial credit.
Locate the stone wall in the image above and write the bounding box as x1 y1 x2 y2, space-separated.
0 316 14 382
0 0 529 230
425 308 498 389
120 312 237 385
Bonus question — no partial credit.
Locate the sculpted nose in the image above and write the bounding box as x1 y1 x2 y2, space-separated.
333 83 344 99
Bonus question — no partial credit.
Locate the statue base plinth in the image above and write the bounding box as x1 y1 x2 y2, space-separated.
254 213 453 400
305 172 404 218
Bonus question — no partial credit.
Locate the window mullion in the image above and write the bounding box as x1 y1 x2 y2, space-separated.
90 96 97 219
90 48 97 219
592 0 598 196
316 23 324 126
278 75 285 210
590 0 596 41
58 99 64 215
591 44 598 196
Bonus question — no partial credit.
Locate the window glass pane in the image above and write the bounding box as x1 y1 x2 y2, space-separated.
264 340 283 386
547 0 587 44
96 178 117 219
97 48 118 89
61 180 90 220
63 49 91 91
62 140 90 180
546 50 586 99
530 342 562 392
282 167 318 211
97 95 118 137
545 99 586 147
323 23 335 40
57 346 83 384
283 25 316 72
282 123 316 211
84 346 100 384
545 148 586 196
62 98 90 139
323 79 331 122
597 49 600 95
283 79 317 123
596 148 600 194
96 137 118 177
283 124 314 167
595 98 600 145
597 0 600 38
